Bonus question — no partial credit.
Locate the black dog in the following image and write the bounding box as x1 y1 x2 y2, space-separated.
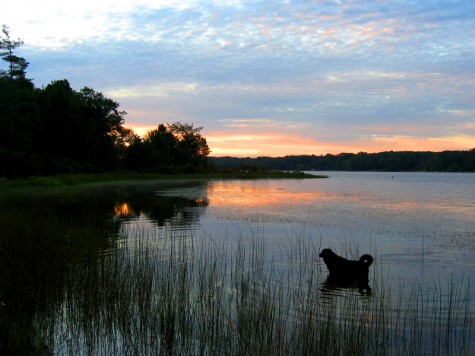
319 248 373 286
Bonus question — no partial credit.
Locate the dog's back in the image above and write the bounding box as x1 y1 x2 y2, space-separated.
319 248 373 286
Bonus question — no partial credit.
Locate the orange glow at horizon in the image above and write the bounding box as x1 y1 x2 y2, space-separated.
125 124 158 137
205 132 474 157
125 123 474 157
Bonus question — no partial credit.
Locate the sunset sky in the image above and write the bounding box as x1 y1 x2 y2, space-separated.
3 0 475 156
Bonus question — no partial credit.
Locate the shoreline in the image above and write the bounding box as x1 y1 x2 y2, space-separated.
0 171 326 189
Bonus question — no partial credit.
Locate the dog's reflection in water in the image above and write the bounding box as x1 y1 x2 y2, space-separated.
319 248 374 297
319 277 373 297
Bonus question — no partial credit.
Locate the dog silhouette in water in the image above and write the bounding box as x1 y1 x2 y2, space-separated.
319 248 373 287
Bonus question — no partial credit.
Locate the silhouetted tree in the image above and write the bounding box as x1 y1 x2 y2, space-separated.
210 150 475 173
77 87 127 170
0 26 217 177
143 124 176 169
0 25 28 81
114 126 139 164
0 25 39 176
135 122 210 173
168 122 210 172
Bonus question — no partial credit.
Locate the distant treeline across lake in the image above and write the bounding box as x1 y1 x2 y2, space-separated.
210 149 475 172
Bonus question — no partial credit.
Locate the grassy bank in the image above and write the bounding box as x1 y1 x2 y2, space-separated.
0 171 325 189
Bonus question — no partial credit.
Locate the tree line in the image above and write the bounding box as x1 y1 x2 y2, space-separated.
211 150 475 173
0 26 210 178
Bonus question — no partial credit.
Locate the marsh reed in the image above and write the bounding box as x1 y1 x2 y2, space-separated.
30 229 472 355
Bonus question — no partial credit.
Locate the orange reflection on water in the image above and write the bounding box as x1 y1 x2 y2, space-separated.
195 198 209 207
114 202 132 217
207 181 323 208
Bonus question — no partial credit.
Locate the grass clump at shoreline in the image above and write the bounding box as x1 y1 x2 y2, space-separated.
0 171 326 189
25 231 472 355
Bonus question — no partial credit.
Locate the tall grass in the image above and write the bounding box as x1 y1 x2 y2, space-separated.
30 230 472 355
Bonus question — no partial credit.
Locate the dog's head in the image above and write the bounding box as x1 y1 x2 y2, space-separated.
319 248 336 259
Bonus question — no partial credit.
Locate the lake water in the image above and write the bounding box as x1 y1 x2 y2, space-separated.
2 171 474 354
115 172 475 348
118 172 475 288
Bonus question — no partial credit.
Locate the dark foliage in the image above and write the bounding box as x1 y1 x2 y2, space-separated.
0 26 210 178
210 149 475 173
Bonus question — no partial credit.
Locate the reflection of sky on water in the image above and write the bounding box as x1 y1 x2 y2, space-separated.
108 172 474 337
110 181 207 220
116 173 475 289
202 174 475 253
102 174 474 350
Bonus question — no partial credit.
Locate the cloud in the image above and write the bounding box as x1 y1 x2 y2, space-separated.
5 1 201 48
108 82 200 98
206 132 329 157
3 0 475 156
367 135 475 152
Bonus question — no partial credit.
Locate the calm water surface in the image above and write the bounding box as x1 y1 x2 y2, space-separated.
4 171 473 353
116 172 475 346
119 172 475 289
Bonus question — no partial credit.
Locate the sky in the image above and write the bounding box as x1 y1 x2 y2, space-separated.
3 0 475 157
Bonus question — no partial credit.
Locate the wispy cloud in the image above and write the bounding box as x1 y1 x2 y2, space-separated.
108 82 200 98
3 0 475 155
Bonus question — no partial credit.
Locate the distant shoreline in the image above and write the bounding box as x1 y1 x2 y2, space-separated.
210 149 475 173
